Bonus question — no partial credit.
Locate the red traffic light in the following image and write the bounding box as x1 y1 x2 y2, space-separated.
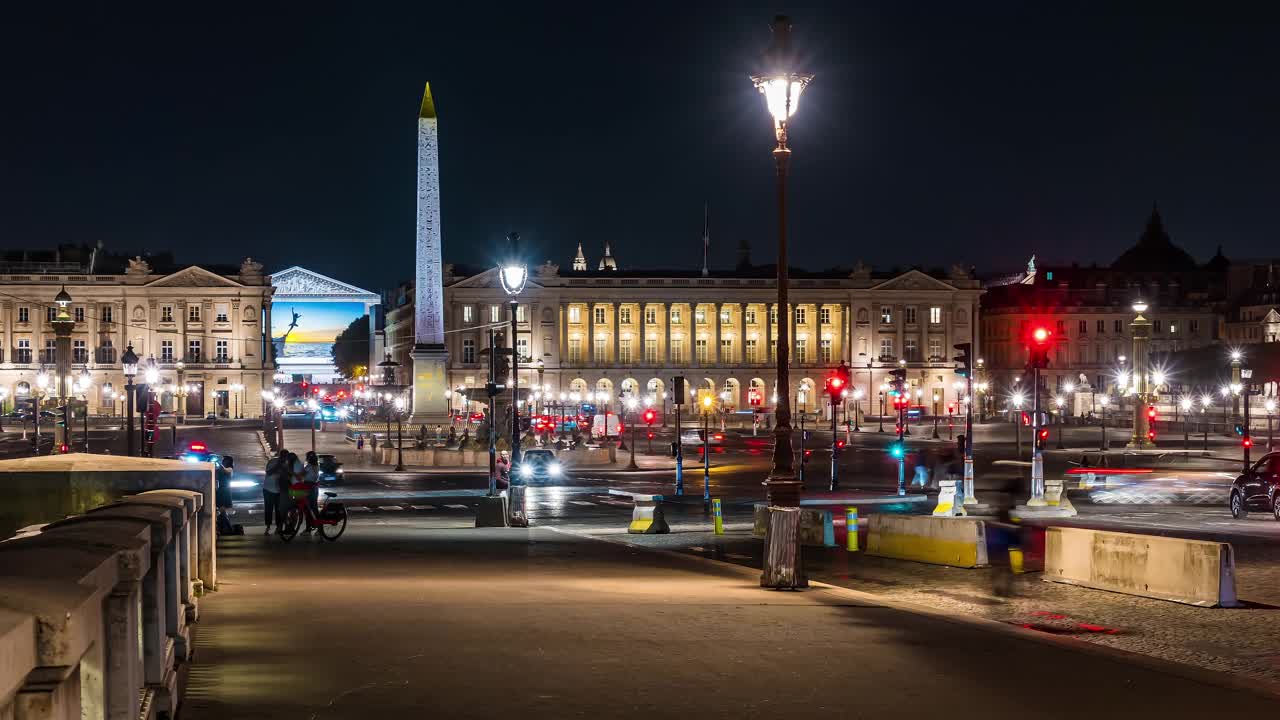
836 439 846 449
1146 406 1157 420
642 409 657 425
1147 430 1157 441
646 432 654 440
1038 428 1049 441
1243 437 1253 448
1032 327 1051 344
803 449 813 457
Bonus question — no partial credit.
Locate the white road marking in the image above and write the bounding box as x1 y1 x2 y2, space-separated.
445 504 469 510
569 500 596 506
377 505 404 511
347 506 371 512
409 505 437 511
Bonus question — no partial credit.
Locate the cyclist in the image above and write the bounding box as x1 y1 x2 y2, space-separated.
303 451 321 533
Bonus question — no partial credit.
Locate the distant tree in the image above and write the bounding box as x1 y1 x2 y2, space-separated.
332 315 371 380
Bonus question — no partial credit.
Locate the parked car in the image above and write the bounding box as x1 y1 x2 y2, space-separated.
513 449 562 483
1230 452 1280 520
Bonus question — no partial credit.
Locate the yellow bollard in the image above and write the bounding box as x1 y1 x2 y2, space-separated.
712 498 724 535
845 507 859 552
1009 546 1025 574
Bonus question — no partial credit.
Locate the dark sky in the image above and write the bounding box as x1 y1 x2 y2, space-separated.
3 2 1278 292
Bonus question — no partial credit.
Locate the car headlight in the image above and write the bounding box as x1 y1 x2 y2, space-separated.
336 467 344 474
519 465 533 477
229 479 257 489
548 463 562 476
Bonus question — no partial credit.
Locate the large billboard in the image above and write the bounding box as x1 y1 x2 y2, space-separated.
271 300 368 374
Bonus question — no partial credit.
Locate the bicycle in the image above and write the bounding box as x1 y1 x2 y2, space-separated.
280 487 348 542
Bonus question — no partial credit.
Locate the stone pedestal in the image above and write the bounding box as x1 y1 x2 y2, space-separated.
409 345 451 428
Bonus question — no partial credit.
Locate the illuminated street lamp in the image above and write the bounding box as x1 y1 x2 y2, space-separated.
1010 391 1025 458
752 15 813 589
1054 396 1066 449
499 232 528 466
1098 395 1110 451
393 396 406 471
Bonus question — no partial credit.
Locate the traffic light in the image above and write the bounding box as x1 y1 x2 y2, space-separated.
889 441 905 459
642 408 657 425
889 368 908 397
836 439 846 449
824 372 845 398
1148 429 1157 442
673 375 686 405
953 342 972 378
1028 326 1052 369
947 403 955 415
1243 437 1253 449
1146 406 1157 422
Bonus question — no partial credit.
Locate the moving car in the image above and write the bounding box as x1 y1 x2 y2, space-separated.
178 442 261 501
318 454 344 483
680 429 726 446
513 449 563 483
1230 452 1280 520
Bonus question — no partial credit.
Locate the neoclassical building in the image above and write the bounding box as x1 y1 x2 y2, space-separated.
383 254 983 419
0 249 274 418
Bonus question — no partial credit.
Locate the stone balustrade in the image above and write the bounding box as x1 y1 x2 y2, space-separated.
0 455 212 720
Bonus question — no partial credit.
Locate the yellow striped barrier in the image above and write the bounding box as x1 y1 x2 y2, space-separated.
712 498 724 535
845 507 859 552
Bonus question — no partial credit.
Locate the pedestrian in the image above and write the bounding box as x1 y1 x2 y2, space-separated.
215 454 236 535
496 450 511 489
303 450 321 533
263 449 287 534
435 424 443 443
912 450 930 489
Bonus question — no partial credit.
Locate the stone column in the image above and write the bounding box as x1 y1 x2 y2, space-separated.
2 301 12 366
612 303 621 365
713 303 722 365
662 303 671 364
738 302 747 365
558 303 566 361
843 303 853 363
587 302 596 364
639 302 648 365
896 304 905 362
789 303 798 366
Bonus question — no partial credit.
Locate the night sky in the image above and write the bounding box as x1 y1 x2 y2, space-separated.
3 2 1277 293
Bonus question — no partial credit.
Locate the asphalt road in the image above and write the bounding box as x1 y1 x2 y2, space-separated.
184 519 1275 719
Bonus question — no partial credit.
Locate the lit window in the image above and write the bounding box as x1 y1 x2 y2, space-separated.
880 307 893 324
620 307 632 324
819 338 832 363
161 306 174 323
593 306 606 324
463 306 474 323
644 307 656 324
746 308 757 324
879 338 894 359
670 307 682 324
568 306 580 323
929 307 942 324
695 307 706 323
489 305 501 323
619 338 633 364
720 308 731 324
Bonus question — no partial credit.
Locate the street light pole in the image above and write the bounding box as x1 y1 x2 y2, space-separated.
122 345 138 457
394 397 406 472
1128 301 1154 449
626 398 639 471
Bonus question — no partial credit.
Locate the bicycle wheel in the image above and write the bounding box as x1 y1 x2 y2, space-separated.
319 507 347 541
279 506 302 542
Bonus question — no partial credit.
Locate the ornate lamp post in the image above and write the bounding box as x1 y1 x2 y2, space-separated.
1127 300 1155 449
625 396 639 470
51 286 74 452
175 359 188 423
230 382 244 419
1230 349 1243 426
393 396 406 472
76 369 91 452
122 344 139 456
1011 391 1025 458
752 16 813 555
499 233 528 465
1098 395 1110 451
1054 395 1066 449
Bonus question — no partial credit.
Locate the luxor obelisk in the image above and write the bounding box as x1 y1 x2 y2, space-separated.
409 82 450 427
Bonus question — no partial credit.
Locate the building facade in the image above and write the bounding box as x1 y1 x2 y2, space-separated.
0 253 274 418
980 209 1224 401
383 256 983 421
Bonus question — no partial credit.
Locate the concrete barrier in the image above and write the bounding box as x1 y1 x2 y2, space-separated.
866 514 989 568
610 491 669 534
752 504 834 547
1044 526 1239 607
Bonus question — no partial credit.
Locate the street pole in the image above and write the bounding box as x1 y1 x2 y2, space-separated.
1100 405 1108 451
1242 370 1252 474
487 329 497 496
674 395 684 496
1029 366 1045 504
798 410 805 485
1184 411 1189 451
897 396 906 497
310 411 317 455
829 395 838 491
510 299 521 466
395 406 406 472
627 405 639 470
878 393 885 433
1056 409 1065 450
702 409 710 509
963 369 975 507
126 382 135 456
1016 409 1023 458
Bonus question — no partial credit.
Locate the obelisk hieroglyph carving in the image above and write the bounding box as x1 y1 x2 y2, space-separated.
410 82 450 426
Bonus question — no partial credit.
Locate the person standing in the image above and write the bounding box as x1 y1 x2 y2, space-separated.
303 451 321 533
263 449 287 534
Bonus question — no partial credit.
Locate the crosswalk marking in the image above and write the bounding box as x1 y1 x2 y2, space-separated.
445 504 469 510
377 505 404 511
409 505 436 511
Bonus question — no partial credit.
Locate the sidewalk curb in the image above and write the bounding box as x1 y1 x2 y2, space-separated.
539 525 1280 701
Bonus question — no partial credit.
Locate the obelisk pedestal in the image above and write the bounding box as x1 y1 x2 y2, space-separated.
408 82 452 429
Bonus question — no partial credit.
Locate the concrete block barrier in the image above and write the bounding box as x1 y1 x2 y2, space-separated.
752 505 835 547
1044 527 1239 607
866 514 989 568
610 492 668 534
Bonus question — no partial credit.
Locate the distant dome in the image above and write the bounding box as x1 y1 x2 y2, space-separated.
1111 205 1198 272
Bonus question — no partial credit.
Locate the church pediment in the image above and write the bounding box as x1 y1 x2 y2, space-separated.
449 268 544 290
270 266 380 301
146 266 244 288
869 270 957 293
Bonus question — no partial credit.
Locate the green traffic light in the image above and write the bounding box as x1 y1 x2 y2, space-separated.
889 443 904 458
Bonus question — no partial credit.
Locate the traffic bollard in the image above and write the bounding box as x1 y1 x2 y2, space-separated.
1009 546 1025 574
845 507 859 552
712 498 724 535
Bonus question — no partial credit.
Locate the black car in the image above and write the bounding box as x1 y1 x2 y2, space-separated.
1230 452 1280 520
318 454 344 483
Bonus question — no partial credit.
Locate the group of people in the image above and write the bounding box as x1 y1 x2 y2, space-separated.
262 448 322 535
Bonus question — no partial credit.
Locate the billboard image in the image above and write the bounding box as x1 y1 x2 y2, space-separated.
271 301 368 371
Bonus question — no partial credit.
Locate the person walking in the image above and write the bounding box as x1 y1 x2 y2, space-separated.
912 450 930 489
263 449 287 534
